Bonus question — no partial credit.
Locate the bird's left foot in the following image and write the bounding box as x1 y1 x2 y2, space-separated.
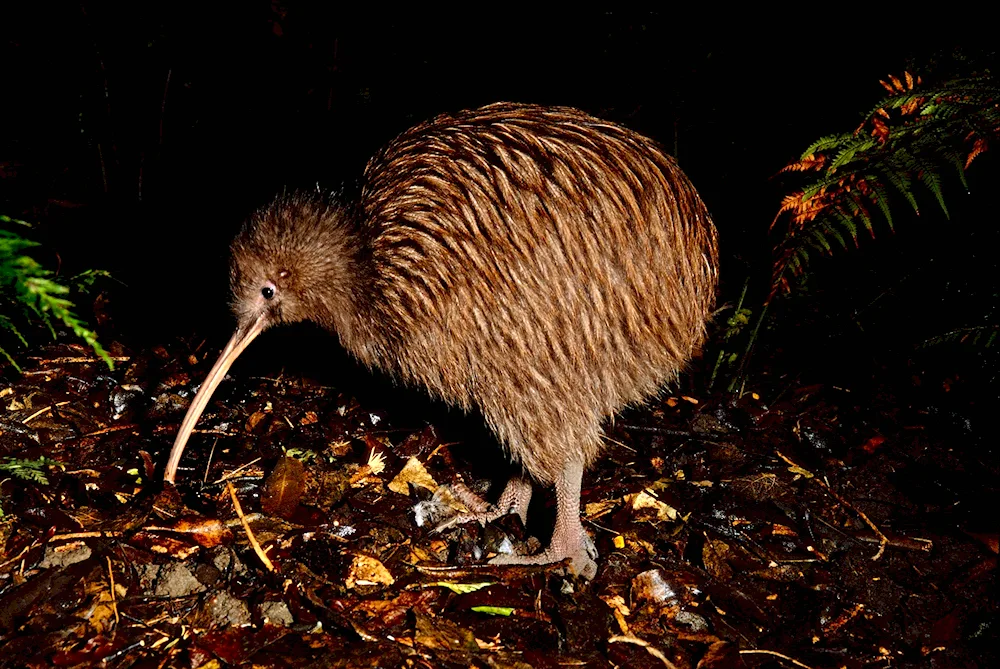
433 476 533 533
489 530 598 580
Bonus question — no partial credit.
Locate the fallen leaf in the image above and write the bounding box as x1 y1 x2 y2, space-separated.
426 581 494 594
261 456 306 518
345 554 394 589
470 606 514 616
629 490 679 522
388 457 438 496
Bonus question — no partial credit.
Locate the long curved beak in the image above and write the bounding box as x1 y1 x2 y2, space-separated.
163 313 268 483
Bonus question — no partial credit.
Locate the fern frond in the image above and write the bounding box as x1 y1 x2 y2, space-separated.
808 227 834 254
0 217 113 370
0 456 63 485
921 325 999 349
829 207 860 246
883 168 920 215
0 342 20 370
770 72 1000 301
779 154 826 173
803 133 853 156
916 163 949 218
830 137 879 170
826 218 850 251
965 137 988 168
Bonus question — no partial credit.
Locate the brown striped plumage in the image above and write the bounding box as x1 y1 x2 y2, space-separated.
167 103 719 579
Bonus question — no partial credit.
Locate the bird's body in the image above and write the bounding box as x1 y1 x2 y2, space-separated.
167 103 719 579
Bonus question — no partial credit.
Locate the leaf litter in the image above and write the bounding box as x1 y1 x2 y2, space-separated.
0 338 995 668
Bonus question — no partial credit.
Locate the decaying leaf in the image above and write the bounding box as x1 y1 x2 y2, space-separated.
345 554 394 589
425 581 494 595
702 538 735 581
413 611 478 651
261 456 306 518
388 456 438 496
584 498 617 519
245 410 268 432
628 489 679 522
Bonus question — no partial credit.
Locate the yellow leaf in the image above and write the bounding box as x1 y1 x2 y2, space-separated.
345 554 394 588
427 581 494 594
388 457 438 495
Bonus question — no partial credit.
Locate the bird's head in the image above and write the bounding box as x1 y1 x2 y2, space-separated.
164 192 358 483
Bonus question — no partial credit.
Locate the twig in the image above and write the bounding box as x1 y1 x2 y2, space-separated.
608 635 679 668
618 424 694 437
426 441 461 462
599 434 637 452
226 480 274 572
194 428 239 437
80 424 138 438
0 544 33 570
22 401 71 424
107 555 119 626
853 531 933 553
777 451 890 560
212 458 263 484
51 531 123 540
203 437 219 484
30 356 131 365
739 649 815 669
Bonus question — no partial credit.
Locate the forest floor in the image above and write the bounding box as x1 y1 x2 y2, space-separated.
0 334 996 668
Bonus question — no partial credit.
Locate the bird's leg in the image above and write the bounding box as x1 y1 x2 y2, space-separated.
434 475 533 532
490 459 598 579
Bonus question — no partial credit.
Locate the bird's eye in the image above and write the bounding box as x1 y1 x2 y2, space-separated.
261 285 275 300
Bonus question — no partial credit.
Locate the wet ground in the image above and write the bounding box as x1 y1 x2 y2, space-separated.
0 328 995 669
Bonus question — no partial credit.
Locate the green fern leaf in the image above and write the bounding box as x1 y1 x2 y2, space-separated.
803 132 853 157
884 169 920 215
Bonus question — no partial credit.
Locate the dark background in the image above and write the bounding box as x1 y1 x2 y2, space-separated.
2 6 996 394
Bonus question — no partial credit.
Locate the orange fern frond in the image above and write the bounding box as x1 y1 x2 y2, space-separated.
871 116 890 143
771 187 841 231
900 97 922 116
879 78 896 93
965 137 988 168
904 71 915 90
779 154 826 173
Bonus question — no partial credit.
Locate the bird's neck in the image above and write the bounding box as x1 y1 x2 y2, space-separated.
303 222 379 361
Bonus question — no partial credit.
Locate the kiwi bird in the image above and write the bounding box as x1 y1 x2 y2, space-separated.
164 102 719 579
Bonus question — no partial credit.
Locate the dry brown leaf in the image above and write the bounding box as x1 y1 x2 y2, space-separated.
629 490 679 522
388 457 438 496
261 456 306 518
245 410 268 432
413 611 478 651
345 554 395 589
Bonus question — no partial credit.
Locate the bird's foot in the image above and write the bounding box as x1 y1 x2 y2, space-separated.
434 506 509 533
433 476 533 533
489 530 598 580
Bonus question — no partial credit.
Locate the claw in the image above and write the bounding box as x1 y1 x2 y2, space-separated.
489 540 598 580
433 507 502 534
433 476 533 534
484 459 599 580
